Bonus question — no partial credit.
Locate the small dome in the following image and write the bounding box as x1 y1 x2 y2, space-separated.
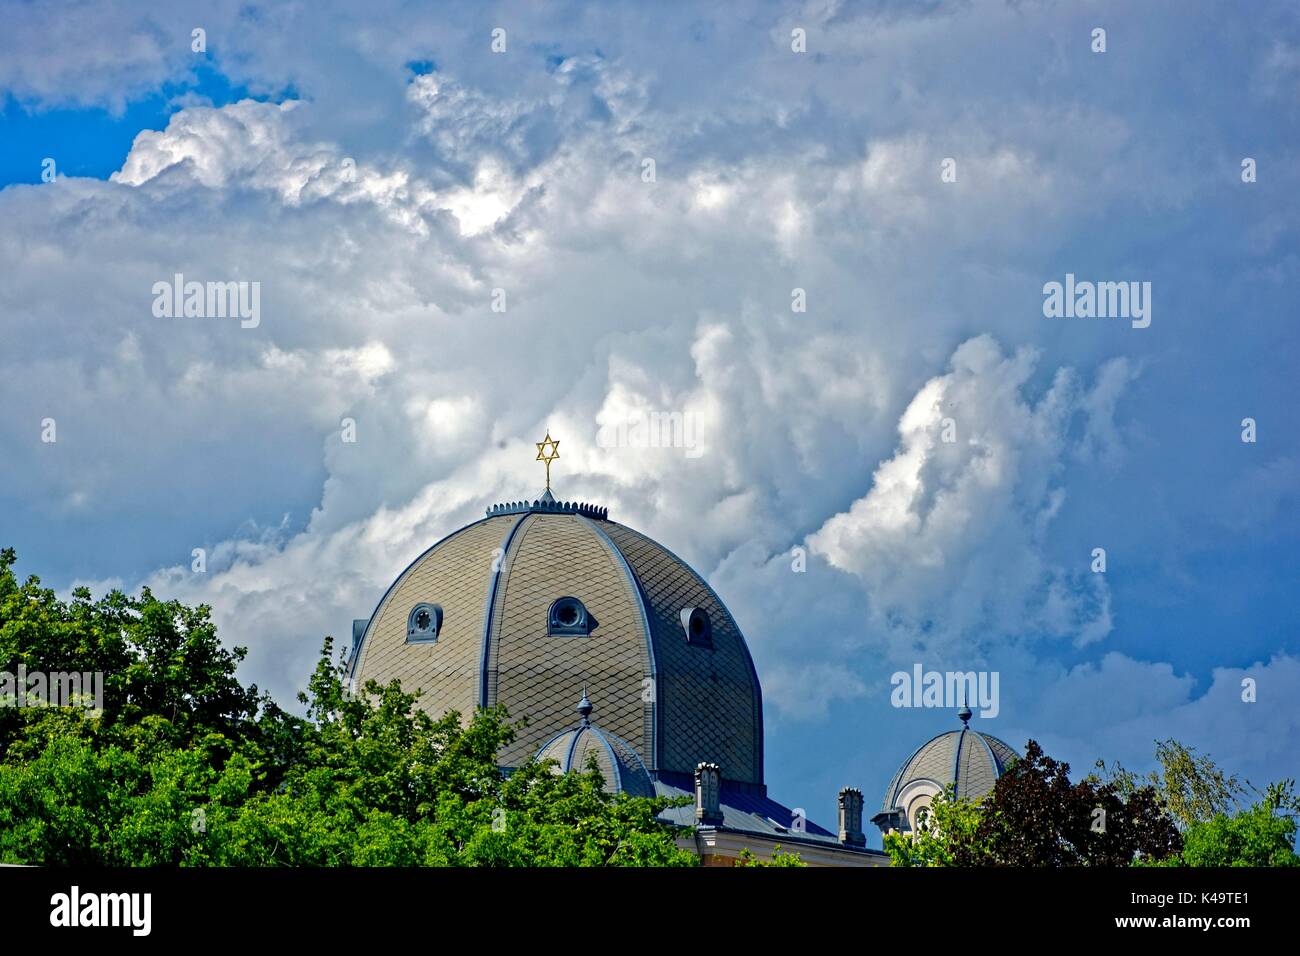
534 693 656 798
875 710 1019 832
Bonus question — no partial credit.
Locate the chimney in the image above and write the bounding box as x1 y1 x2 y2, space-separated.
694 762 723 825
838 786 865 847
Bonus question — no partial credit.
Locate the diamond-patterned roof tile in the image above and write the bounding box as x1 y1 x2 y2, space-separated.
352 508 765 787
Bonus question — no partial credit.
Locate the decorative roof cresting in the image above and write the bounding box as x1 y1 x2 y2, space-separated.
486 430 609 519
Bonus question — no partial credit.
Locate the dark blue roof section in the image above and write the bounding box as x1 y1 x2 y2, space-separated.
654 771 837 840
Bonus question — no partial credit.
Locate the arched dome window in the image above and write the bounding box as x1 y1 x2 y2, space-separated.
908 794 935 833
548 596 594 636
680 607 712 647
407 603 442 643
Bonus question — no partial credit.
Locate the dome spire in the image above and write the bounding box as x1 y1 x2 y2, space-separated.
958 705 972 727
577 686 593 726
535 429 561 493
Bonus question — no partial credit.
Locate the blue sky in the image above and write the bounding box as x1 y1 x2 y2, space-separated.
1 0 1297 843
0 65 259 185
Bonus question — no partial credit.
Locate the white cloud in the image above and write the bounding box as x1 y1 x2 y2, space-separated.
3 0 1297 812
1023 652 1300 790
763 662 868 721
807 335 1119 654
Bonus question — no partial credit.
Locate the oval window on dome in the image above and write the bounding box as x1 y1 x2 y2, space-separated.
407 603 442 643
548 596 594 636
680 607 712 647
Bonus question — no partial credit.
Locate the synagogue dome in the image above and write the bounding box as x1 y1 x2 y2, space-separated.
347 490 764 785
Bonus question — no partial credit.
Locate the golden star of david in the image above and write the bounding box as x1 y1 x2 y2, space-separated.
535 431 560 491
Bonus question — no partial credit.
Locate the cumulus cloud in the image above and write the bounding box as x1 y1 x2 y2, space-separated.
0 0 192 111
808 335 1121 654
3 0 1297 816
1020 652 1300 790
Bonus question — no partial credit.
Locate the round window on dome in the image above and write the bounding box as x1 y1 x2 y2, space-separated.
548 596 593 636
407 603 442 643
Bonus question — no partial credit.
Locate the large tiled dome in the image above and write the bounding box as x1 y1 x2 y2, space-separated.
347 492 764 785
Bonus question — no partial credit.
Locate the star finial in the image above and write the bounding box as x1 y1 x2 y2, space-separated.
535 430 560 491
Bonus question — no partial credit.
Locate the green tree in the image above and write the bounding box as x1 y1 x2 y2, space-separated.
0 547 261 758
1092 736 1298 867
883 786 986 867
0 549 696 866
883 742 1182 867
1093 738 1244 829
736 845 806 867
1149 781 1300 868
1176 782 1300 867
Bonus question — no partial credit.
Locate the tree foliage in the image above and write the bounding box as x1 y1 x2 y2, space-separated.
975 740 1183 865
887 736 1298 867
1092 738 1245 829
736 845 806 867
1149 781 1300 868
886 741 1183 866
1094 737 1298 867
0 549 696 866
883 786 984 867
